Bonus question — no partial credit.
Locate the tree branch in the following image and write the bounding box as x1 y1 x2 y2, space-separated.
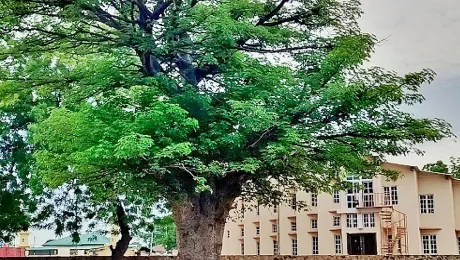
257 0 289 25
235 43 334 53
316 132 394 140
248 126 278 148
88 6 123 29
151 0 173 20
261 6 321 27
263 13 309 26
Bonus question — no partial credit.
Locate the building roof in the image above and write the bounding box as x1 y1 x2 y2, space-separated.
384 161 460 181
42 233 110 247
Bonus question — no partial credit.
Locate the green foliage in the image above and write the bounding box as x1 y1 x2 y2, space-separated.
0 70 35 241
423 157 460 178
423 160 449 174
153 215 176 252
140 215 177 252
0 0 454 242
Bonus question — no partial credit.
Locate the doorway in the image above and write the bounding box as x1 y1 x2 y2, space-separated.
347 233 377 255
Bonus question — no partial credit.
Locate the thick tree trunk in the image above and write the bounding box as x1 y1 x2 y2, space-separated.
110 201 132 260
172 193 231 260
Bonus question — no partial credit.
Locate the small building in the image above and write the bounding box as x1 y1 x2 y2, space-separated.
25 231 139 257
0 230 29 257
28 233 108 256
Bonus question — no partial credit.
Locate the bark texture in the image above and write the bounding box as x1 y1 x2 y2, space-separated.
110 201 133 260
173 193 232 260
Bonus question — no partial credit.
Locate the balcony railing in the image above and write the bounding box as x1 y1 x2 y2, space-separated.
348 193 393 208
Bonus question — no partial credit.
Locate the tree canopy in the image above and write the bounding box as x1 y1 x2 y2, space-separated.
0 83 33 242
0 0 453 259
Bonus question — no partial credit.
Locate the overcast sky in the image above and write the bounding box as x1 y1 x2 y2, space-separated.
359 0 460 166
24 0 460 246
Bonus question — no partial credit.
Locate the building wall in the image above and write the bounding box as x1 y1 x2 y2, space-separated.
0 247 26 257
452 183 460 231
4 256 460 260
380 163 421 254
417 172 457 255
91 246 138 256
222 163 460 256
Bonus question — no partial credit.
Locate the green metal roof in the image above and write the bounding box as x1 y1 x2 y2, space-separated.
42 233 110 247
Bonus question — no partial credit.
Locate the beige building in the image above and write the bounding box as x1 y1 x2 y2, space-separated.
222 162 460 256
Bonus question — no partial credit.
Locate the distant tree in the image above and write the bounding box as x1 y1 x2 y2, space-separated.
140 215 177 252
0 1 453 260
422 160 449 173
152 215 176 252
423 157 460 178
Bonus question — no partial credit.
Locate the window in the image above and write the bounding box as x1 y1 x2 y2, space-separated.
70 249 78 256
291 194 297 210
256 241 260 255
311 219 318 229
291 221 297 231
333 216 341 227
335 235 342 254
346 213 358 228
363 213 375 227
292 239 298 255
272 223 278 233
273 240 279 255
227 230 230 238
241 228 244 237
241 243 244 255
362 181 374 207
256 226 260 235
384 186 398 205
347 194 358 208
312 236 319 254
30 249 58 256
391 186 399 205
420 194 435 214
346 184 359 208
311 193 318 206
457 237 460 254
333 191 340 203
422 235 437 254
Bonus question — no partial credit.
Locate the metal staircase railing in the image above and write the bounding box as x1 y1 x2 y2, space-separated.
354 193 408 255
381 208 408 255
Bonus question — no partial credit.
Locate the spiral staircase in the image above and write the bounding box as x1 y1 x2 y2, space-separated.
380 206 408 255
358 193 408 255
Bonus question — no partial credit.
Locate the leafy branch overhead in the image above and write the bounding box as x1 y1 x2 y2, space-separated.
0 0 453 258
